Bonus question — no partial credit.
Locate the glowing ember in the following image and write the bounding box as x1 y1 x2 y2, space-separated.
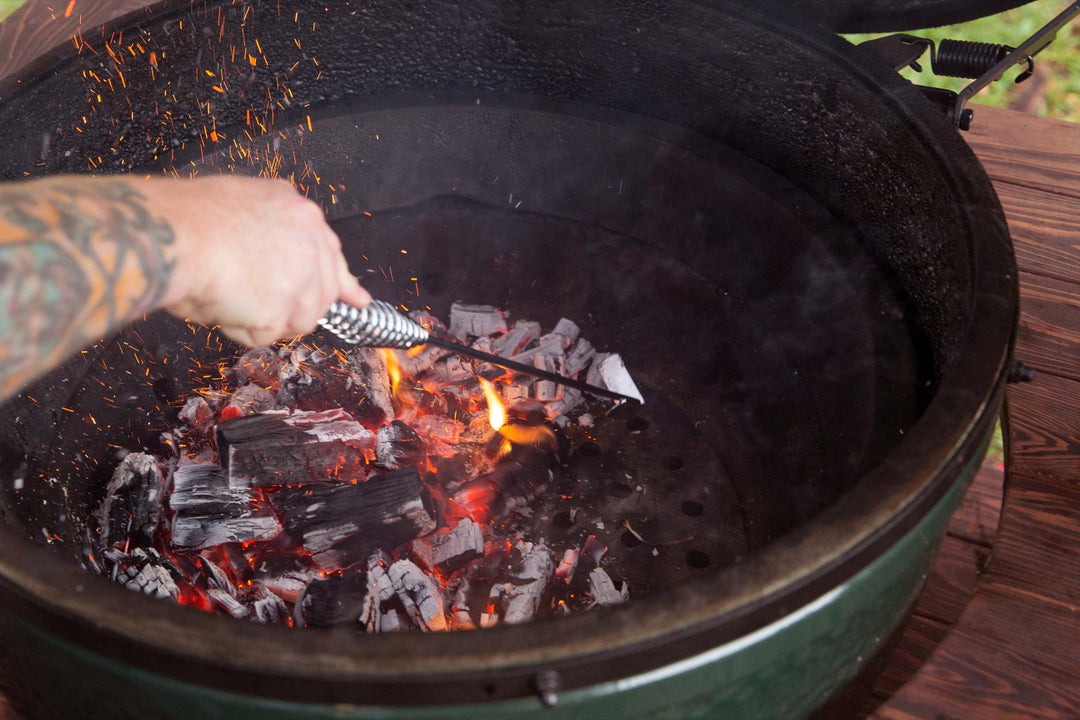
91 303 636 631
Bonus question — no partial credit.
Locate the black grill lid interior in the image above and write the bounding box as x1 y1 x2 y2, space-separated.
746 0 1036 32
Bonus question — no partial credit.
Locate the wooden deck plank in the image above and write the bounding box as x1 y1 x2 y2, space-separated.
1004 371 1080 483
995 182 1080 285
1014 270 1080 382
877 587 1080 720
964 104 1080 199
866 615 950 705
910 534 985 625
946 461 1003 547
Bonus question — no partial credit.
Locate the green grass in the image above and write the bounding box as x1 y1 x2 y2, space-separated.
846 0 1080 121
0 0 25 23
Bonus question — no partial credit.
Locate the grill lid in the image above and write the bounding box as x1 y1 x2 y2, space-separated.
748 0 1036 33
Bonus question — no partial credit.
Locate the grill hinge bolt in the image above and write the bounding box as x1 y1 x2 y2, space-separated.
1007 359 1036 384
532 669 561 708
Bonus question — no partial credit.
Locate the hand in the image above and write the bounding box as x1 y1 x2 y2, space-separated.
151 176 371 346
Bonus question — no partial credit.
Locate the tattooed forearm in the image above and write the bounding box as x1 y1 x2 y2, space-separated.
0 177 175 400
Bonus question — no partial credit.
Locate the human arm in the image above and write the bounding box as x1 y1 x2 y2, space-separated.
0 174 369 402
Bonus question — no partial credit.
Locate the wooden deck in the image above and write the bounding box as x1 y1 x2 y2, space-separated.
0 2 1079 718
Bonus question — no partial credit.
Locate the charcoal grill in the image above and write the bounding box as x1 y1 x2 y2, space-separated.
0 0 1017 717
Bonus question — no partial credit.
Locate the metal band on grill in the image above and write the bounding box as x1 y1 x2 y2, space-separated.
318 300 430 348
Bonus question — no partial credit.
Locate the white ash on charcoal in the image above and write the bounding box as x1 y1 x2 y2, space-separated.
95 452 165 549
586 353 645 405
271 467 436 572
251 551 321 604
448 303 507 340
389 558 448 632
480 541 555 627
564 339 596 378
410 517 484 575
103 547 181 601
452 444 554 522
491 320 541 357
252 587 291 624
178 396 215 435
373 420 427 470
168 464 283 551
222 383 278 417
216 409 374 488
587 568 630 607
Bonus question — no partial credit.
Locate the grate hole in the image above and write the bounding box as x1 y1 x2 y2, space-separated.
608 482 633 498
660 455 684 471
681 500 704 517
620 529 643 548
576 441 602 458
552 511 575 529
626 416 649 432
686 550 710 569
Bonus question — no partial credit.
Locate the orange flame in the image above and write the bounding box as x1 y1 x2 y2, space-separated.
480 379 506 431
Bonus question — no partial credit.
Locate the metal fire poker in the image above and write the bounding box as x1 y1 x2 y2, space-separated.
318 300 639 404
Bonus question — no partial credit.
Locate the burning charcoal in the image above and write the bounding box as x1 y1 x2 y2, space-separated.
222 383 278 417
587 568 629 606
96 452 165 550
106 547 180 602
171 513 283 552
551 318 581 344
179 396 215 434
374 420 427 470
509 333 570 366
564 339 596 378
297 571 370 627
481 541 555 627
208 587 249 619
450 579 477 630
169 464 253 515
555 549 580 583
398 344 451 377
377 607 412 632
389 559 447 632
589 353 644 404
533 355 563 403
343 348 395 426
411 518 484 575
420 354 474 385
448 303 507 340
453 445 553 523
168 464 284 551
255 555 320 604
272 468 437 572
253 588 290 624
545 387 583 423
229 347 284 387
492 320 541 357
410 415 465 446
360 553 397 632
217 409 374 488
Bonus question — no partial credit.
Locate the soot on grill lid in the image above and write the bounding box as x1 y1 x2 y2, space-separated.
746 0 1036 32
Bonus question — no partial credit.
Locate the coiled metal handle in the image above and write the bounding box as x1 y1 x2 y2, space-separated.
318 300 430 348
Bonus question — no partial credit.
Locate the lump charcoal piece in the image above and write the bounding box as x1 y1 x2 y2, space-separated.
217 409 374 488
564 339 596 377
411 518 484 575
448 303 507 340
343 348 395 426
420 354 474 385
375 420 427 470
169 464 253 515
96 452 165 549
229 347 284 387
389 559 447 632
179 396 215 435
170 513 283 551
492 320 541 357
453 445 553 523
253 588 290 624
223 383 278 417
551 318 580 344
593 353 645 405
208 587 250 619
587 568 629 606
297 571 370 627
555 549 580 583
481 541 555 627
410 415 465 446
398 344 451 377
508 333 570 366
107 548 180 602
545 387 583 422
273 468 437 571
